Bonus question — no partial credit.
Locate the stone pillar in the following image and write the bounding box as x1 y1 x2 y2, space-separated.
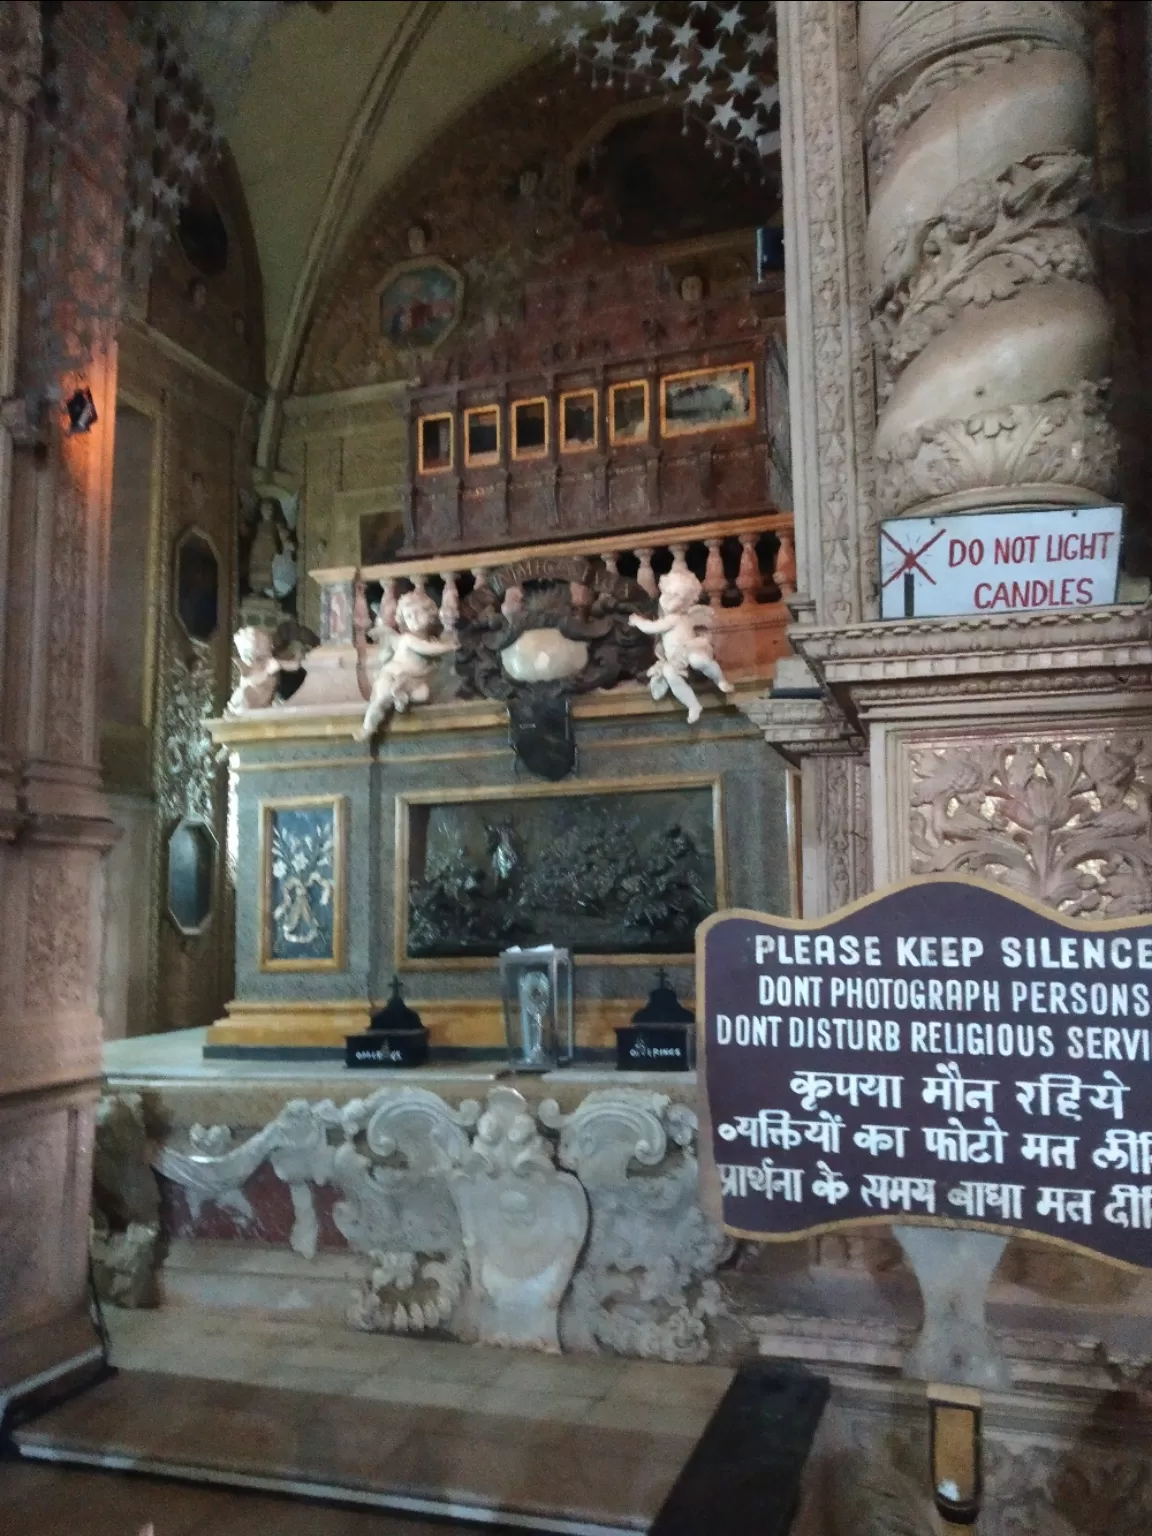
0 1 133 1391
861 0 1119 517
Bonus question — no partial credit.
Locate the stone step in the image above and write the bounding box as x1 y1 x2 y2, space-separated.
8 1367 684 1534
7 1362 827 1535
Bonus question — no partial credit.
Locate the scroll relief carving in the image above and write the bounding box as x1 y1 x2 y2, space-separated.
151 1085 727 1360
543 1090 731 1363
909 737 1152 915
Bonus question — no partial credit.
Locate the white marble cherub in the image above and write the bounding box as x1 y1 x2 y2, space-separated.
628 567 734 724
357 587 457 739
226 626 299 715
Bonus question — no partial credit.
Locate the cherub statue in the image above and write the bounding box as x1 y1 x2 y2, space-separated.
357 588 457 739
226 627 295 714
628 568 734 724
225 621 316 715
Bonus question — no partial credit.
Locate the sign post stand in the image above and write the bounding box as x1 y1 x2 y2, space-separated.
895 1226 1006 1526
696 876 1152 1529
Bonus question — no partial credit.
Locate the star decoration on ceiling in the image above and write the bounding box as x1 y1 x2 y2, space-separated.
489 0 780 171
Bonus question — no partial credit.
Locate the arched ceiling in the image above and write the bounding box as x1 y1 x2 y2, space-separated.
207 0 548 390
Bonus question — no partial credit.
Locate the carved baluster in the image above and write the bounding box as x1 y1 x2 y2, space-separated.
352 577 372 703
635 547 657 598
502 583 524 617
410 572 428 594
669 542 689 575
703 538 727 605
472 566 490 593
601 552 619 579
378 578 398 634
773 529 797 597
439 571 460 632
353 577 370 643
736 533 762 607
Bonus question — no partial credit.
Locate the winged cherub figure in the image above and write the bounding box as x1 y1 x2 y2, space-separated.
226 625 298 715
357 587 457 739
628 568 733 724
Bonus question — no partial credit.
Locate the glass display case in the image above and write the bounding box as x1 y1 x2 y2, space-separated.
499 945 574 1071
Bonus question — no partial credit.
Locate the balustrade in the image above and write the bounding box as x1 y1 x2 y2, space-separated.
300 511 794 708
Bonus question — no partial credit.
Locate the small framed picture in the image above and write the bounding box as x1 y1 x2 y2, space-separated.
560 389 598 453
465 405 501 466
660 363 756 438
417 413 453 474
259 796 347 972
512 397 550 461
609 380 649 446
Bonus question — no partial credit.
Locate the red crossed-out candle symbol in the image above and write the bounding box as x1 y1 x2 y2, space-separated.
881 525 946 616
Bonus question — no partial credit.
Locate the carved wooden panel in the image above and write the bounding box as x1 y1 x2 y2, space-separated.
906 729 1152 916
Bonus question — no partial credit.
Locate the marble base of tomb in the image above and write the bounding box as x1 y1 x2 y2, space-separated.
207 681 793 1061
101 1035 1152 1385
91 1029 1152 1532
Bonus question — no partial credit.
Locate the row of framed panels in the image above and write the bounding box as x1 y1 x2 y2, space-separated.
416 360 757 476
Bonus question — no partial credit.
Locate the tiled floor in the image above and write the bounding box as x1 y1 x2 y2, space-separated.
10 1308 733 1533
0 1461 492 1534
104 1308 732 1439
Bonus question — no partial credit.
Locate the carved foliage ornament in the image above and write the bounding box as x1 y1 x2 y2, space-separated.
909 736 1152 916
157 651 219 824
872 153 1095 397
874 379 1119 518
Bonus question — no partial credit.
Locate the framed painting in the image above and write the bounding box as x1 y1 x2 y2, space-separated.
165 816 217 937
660 362 756 437
511 397 550 461
560 389 598 453
378 259 462 352
465 405 501 467
259 795 347 972
608 380 649 446
417 413 453 475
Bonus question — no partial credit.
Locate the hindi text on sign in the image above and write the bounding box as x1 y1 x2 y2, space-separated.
697 880 1152 1267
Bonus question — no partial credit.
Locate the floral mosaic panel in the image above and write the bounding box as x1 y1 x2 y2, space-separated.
262 799 345 968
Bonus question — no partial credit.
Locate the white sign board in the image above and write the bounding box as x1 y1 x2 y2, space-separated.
879 505 1122 620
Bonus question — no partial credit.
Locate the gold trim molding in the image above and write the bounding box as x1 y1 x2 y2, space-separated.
207 996 642 1050
208 680 774 746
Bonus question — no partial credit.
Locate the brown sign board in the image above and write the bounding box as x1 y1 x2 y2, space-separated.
696 878 1152 1270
